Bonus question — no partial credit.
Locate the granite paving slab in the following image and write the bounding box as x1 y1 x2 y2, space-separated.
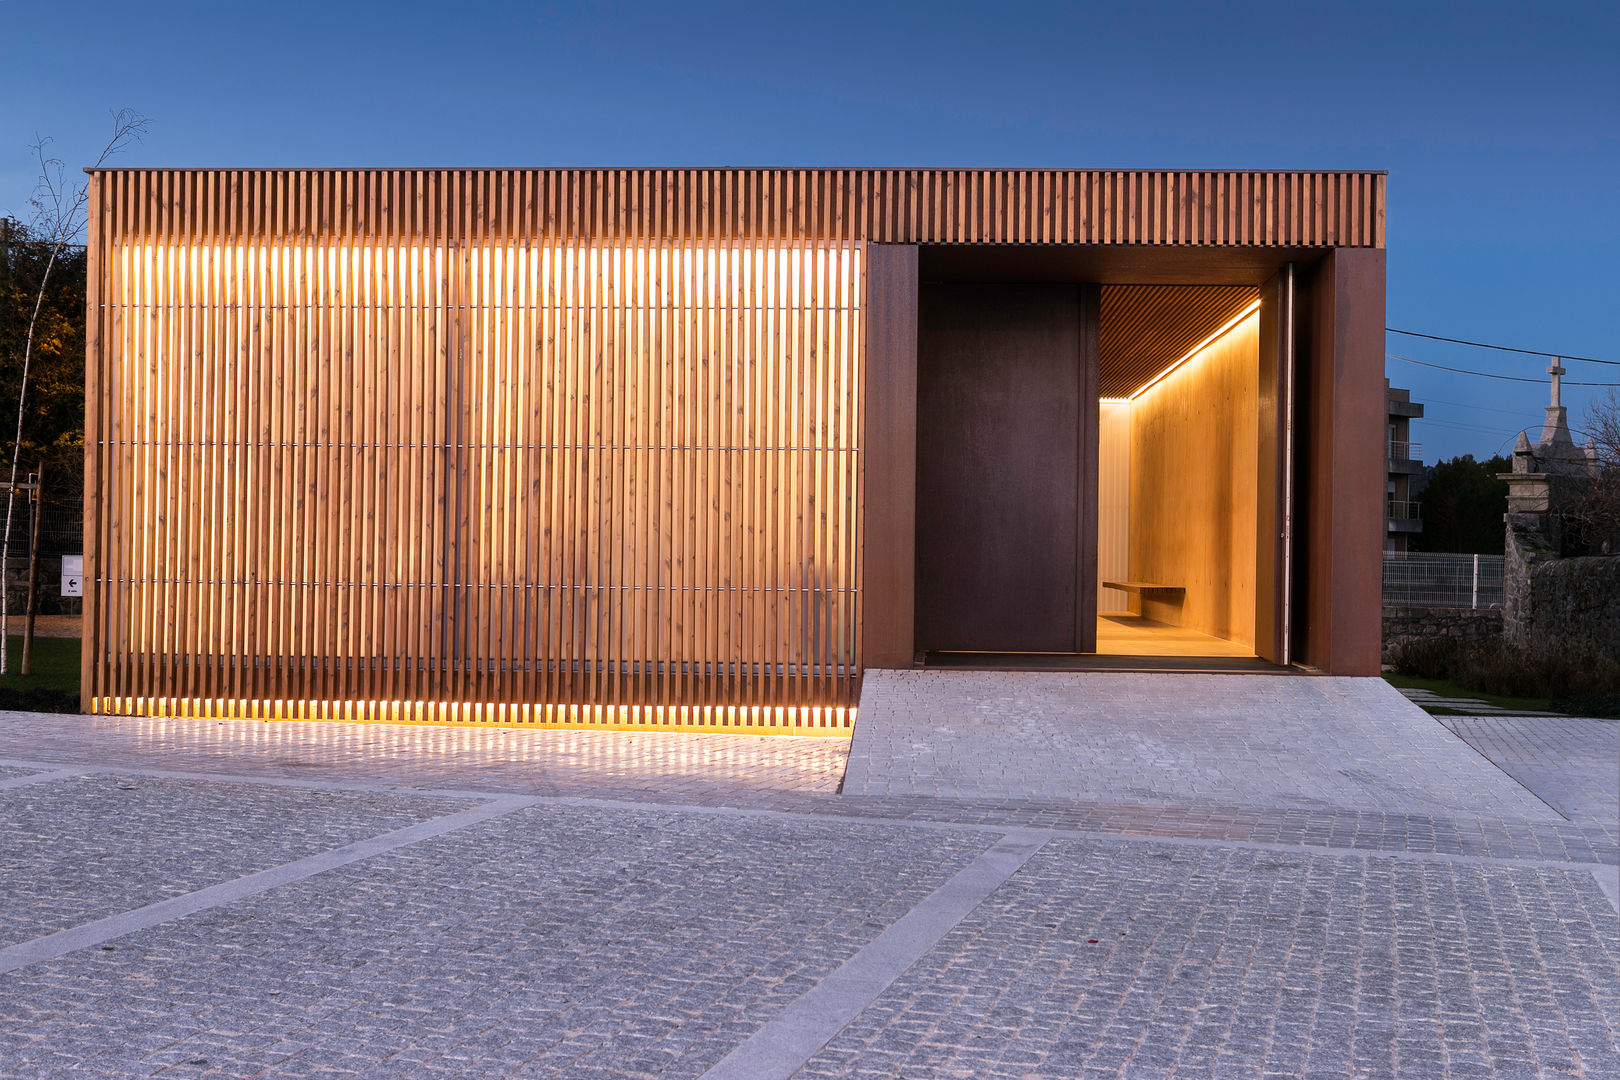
797 837 1620 1080
847 671 1562 820
1441 715 1620 833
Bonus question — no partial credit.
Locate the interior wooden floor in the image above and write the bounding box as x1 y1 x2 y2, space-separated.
1094 613 1254 657
919 614 1285 673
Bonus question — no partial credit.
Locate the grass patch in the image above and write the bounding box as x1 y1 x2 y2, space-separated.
0 635 81 712
1387 635 1620 718
1383 674 1552 714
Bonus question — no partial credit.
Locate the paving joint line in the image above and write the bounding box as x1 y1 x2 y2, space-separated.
699 828 1051 1080
546 792 1619 875
0 793 539 977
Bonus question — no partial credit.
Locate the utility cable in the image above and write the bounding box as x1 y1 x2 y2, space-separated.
1386 328 1615 366
1387 353 1616 386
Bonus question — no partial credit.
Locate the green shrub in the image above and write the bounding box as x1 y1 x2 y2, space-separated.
1392 634 1620 703
1547 696 1620 719
1390 636 1468 681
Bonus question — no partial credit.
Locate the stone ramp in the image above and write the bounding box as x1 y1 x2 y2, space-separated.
846 670 1562 820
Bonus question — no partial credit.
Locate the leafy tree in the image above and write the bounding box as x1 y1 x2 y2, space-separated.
1411 454 1510 555
2 110 148 672
0 218 86 487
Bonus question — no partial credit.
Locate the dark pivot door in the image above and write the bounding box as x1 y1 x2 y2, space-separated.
915 283 1098 653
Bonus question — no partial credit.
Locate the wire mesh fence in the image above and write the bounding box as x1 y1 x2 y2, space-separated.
1382 552 1503 609
36 497 82 557
0 494 83 560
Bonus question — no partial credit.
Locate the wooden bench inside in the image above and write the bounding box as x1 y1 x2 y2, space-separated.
1103 581 1186 619
1102 581 1184 595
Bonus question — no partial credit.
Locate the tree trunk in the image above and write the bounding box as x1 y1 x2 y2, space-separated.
21 463 43 675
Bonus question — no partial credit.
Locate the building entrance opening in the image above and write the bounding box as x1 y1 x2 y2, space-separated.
913 277 1270 667
1096 285 1262 660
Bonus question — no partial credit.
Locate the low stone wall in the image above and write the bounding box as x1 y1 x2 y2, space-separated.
1503 511 1620 664
1 557 82 617
1382 606 1503 665
1512 555 1620 663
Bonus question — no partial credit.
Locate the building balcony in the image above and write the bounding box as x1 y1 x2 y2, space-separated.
1387 499 1422 532
1388 439 1421 462
1387 441 1423 474
1388 400 1424 418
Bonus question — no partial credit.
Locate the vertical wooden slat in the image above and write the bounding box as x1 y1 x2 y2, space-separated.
89 168 1383 728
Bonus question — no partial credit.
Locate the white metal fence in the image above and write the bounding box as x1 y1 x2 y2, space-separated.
1382 552 1503 609
1388 439 1421 462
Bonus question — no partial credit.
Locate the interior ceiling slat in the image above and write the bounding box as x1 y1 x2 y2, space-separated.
1099 285 1259 398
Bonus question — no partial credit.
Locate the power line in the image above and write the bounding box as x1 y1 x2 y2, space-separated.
1421 396 1546 418
1386 328 1615 366
1387 353 1617 386
1420 418 1519 434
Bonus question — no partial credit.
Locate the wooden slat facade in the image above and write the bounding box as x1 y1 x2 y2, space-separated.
85 169 1386 729
88 169 1385 249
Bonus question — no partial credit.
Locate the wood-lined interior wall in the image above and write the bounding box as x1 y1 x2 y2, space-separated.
1127 313 1260 647
1097 402 1132 613
88 214 861 729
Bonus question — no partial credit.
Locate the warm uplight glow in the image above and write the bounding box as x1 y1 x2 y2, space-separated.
92 696 854 734
1128 300 1262 401
115 243 861 310
98 239 864 730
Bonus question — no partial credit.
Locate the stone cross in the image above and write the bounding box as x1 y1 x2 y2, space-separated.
1548 358 1565 409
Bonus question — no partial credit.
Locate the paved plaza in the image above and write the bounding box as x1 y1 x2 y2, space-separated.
0 674 1615 1078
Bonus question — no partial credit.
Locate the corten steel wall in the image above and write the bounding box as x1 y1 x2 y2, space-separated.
86 169 1386 728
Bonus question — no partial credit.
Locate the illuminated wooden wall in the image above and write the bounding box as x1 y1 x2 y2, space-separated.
85 169 1386 728
1129 312 1261 647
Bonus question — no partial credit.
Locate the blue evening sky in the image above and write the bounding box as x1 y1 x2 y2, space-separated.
3 0 1615 463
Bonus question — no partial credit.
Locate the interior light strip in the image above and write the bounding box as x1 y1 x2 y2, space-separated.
1127 299 1263 401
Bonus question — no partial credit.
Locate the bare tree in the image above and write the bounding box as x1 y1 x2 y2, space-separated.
2 109 149 674
1567 385 1620 555
1584 385 1620 470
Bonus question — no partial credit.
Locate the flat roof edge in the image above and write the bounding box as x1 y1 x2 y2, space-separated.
84 166 1389 176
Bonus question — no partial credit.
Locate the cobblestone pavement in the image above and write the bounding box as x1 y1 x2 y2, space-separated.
799 839 1619 1080
847 671 1560 819
1 806 993 1079
0 774 465 946
0 691 1616 1079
